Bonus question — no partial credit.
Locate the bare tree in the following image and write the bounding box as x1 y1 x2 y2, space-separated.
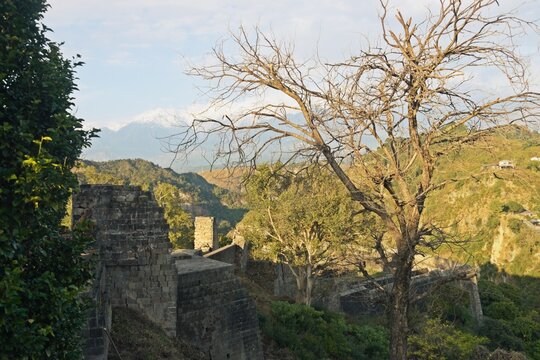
173 1 539 359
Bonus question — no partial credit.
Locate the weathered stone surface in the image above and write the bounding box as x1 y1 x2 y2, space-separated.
204 243 242 266
76 185 264 360
194 216 218 252
81 262 111 360
176 256 264 360
75 185 178 359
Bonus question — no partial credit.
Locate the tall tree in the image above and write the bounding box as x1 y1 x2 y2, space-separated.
0 1 95 358
153 182 195 249
241 165 360 305
174 1 539 358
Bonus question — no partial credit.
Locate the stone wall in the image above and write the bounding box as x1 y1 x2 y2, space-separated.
204 243 242 266
73 185 178 341
194 216 218 251
339 270 483 321
175 255 263 360
75 185 264 360
81 258 111 360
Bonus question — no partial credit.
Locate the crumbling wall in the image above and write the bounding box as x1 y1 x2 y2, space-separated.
76 185 264 360
73 185 177 339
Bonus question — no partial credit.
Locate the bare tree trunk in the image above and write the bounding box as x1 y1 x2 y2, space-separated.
294 267 306 304
291 265 315 306
388 252 414 360
305 265 313 306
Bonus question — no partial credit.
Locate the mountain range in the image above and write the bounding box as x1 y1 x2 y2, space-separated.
82 122 219 173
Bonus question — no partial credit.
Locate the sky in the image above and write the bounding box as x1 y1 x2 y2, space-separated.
44 0 540 131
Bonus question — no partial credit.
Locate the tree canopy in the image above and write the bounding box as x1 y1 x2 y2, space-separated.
0 1 95 357
241 165 362 304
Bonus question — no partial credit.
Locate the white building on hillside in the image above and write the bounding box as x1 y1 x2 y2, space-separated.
498 160 515 169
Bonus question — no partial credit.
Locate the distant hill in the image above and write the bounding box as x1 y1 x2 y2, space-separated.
75 159 246 231
198 168 249 194
83 121 308 174
82 123 221 173
423 126 540 276
198 125 540 276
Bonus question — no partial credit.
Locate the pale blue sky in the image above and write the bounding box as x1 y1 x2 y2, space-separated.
44 0 540 131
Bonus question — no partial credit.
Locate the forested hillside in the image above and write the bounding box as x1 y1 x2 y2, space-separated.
73 129 540 358
200 126 540 277
423 126 540 276
74 159 246 247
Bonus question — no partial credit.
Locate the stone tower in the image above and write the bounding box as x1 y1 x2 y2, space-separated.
194 216 218 251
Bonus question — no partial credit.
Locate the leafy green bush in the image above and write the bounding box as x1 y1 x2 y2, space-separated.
508 218 523 234
479 318 525 352
484 300 520 321
408 318 487 360
0 1 95 357
478 276 540 359
478 279 517 307
486 213 501 230
261 301 389 360
526 161 540 172
501 201 526 213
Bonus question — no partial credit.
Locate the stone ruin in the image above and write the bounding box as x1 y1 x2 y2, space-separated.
74 185 263 360
194 216 219 252
75 184 484 359
247 260 483 323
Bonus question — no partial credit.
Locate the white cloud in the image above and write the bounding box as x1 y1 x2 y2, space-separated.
47 0 540 131
106 51 136 66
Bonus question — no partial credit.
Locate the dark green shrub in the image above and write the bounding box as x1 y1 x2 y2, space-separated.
477 278 540 359
408 318 487 360
526 161 540 172
486 213 501 230
0 1 95 357
479 318 525 352
501 201 526 213
479 279 508 306
485 301 520 321
508 218 523 234
262 301 389 360
511 311 540 344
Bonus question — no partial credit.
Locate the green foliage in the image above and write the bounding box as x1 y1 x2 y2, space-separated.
0 1 95 357
421 127 540 273
502 201 526 213
508 218 523 234
241 164 366 303
217 219 233 247
153 182 194 249
408 318 487 360
479 318 526 352
243 164 363 263
477 275 540 358
526 161 540 172
478 279 520 309
76 159 246 240
485 300 520 321
261 301 389 360
422 283 474 328
486 213 501 230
